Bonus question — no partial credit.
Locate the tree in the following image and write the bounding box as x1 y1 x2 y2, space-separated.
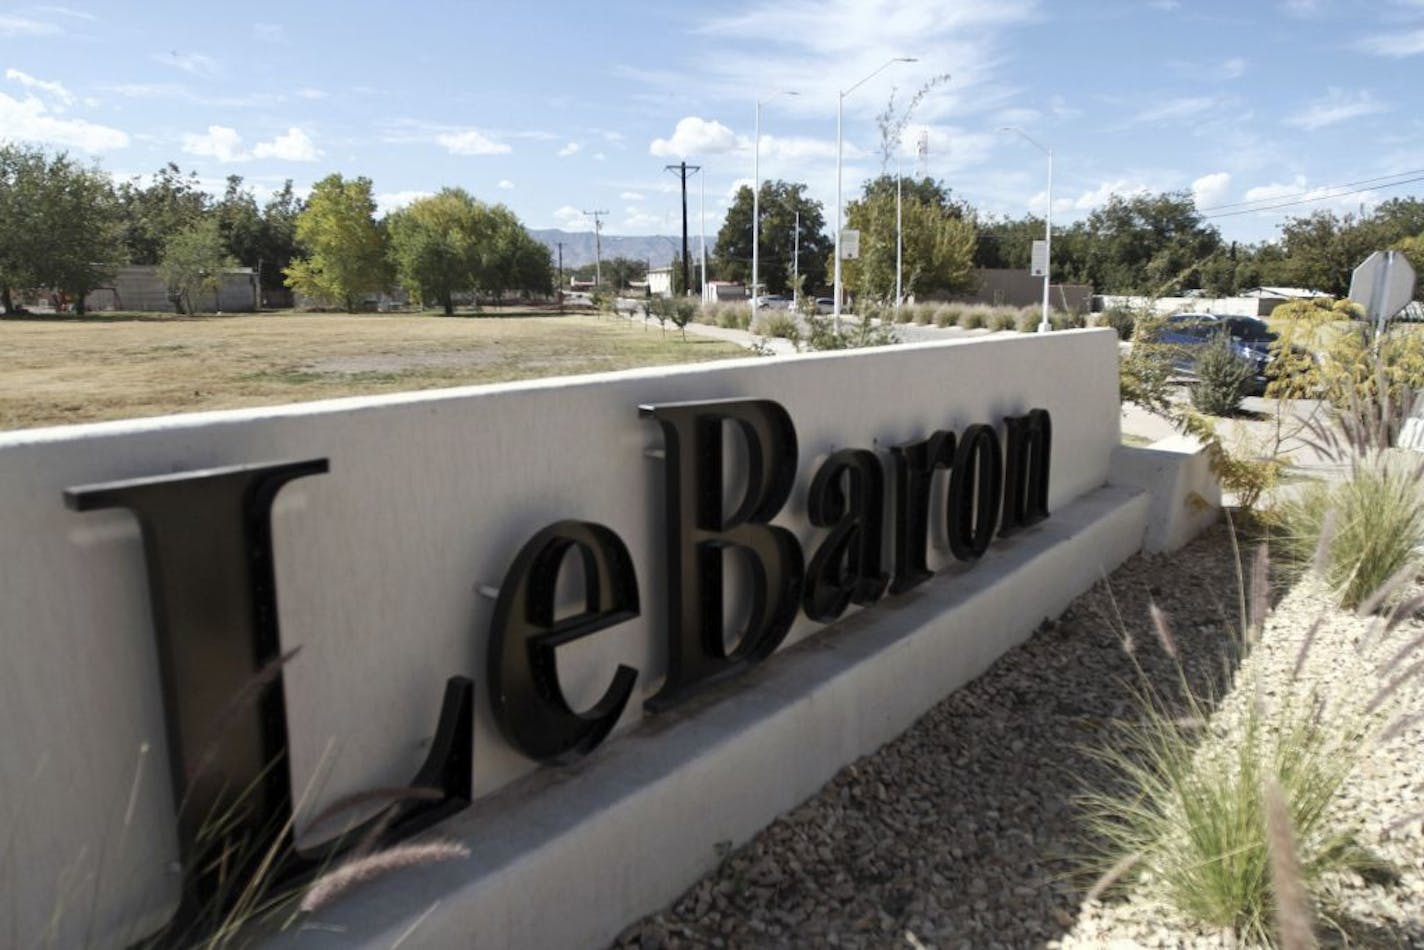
1083 191 1222 294
256 180 303 293
714 180 831 295
213 175 263 268
840 175 976 302
602 256 647 290
117 163 210 265
0 145 125 314
158 218 235 314
974 214 1042 271
873 74 952 173
284 174 391 312
388 188 489 314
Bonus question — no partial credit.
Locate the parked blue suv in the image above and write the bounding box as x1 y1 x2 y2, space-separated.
1160 313 1277 395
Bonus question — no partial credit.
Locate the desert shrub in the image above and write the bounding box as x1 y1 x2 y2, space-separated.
1083 668 1376 945
933 305 959 327
1189 332 1254 416
755 310 800 341
959 305 991 330
1270 457 1424 609
1050 310 1086 331
803 312 898 350
1102 306 1137 340
1015 308 1040 333
989 309 1018 332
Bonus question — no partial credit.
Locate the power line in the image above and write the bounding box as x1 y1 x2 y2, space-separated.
1202 173 1424 219
1196 167 1424 212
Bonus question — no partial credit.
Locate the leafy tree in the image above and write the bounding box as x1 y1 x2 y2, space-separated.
1083 191 1222 294
602 256 647 290
1267 199 1424 298
974 214 1042 271
388 188 489 314
213 175 263 268
257 180 303 292
284 174 392 312
158 218 236 314
840 174 976 302
714 180 831 295
117 163 210 265
0 145 126 314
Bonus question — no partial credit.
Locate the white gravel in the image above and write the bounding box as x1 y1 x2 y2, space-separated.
612 523 1424 949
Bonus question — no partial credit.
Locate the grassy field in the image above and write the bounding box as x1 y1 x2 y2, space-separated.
0 309 749 430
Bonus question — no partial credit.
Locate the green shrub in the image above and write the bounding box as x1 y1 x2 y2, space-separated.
959 306 989 330
989 309 1018 332
1189 333 1254 416
1083 671 1376 945
1050 311 1086 331
755 310 800 341
1015 308 1040 333
1270 457 1424 609
1102 307 1137 340
933 305 959 327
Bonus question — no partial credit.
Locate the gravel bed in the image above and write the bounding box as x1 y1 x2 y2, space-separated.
612 523 1424 948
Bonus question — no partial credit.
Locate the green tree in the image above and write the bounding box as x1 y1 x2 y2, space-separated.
285 174 391 312
841 175 976 302
117 163 210 265
974 214 1042 271
1084 191 1222 294
602 256 647 290
158 218 235 314
213 175 263 268
0 146 125 314
388 188 489 314
256 180 303 293
714 180 831 295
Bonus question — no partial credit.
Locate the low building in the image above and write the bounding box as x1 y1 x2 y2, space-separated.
84 265 260 313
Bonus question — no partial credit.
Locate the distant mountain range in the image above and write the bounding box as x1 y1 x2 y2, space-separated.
529 229 708 271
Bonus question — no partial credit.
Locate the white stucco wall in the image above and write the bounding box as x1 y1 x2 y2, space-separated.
0 329 1122 945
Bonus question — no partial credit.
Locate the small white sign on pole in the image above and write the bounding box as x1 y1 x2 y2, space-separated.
840 229 861 261
1030 240 1048 277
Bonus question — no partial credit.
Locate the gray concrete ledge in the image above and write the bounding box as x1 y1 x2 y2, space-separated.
270 485 1151 949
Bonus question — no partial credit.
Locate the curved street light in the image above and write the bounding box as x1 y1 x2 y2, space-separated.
753 90 798 320
1000 126 1054 333
834 56 917 330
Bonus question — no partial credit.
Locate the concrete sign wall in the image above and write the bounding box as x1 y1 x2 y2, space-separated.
1 330 1145 946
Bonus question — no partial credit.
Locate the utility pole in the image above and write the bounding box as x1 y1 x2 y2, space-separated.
664 161 700 296
556 241 564 311
582 210 608 291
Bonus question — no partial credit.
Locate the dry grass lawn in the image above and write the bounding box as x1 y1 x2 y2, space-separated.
0 309 748 431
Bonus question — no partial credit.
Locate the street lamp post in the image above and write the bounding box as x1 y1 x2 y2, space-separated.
753 90 797 321
1001 127 1053 333
835 56 917 332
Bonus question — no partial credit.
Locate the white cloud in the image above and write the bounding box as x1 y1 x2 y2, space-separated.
375 191 432 215
1356 28 1424 56
553 205 593 230
650 117 739 158
154 52 219 77
1148 0 1180 9
35 6 97 21
621 191 645 201
0 15 60 36
296 87 328 100
182 125 320 162
1279 0 1326 15
4 69 74 107
252 127 320 161
725 178 754 201
593 151 606 161
436 129 511 155
1191 171 1232 209
1057 179 1152 213
757 134 840 162
1222 57 1247 79
182 124 247 161
498 179 515 190
0 90 128 150
1283 88 1388 129
558 141 582 157
1134 96 1220 124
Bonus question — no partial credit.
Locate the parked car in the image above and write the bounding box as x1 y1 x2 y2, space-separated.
814 297 836 314
1160 313 1278 395
755 294 790 309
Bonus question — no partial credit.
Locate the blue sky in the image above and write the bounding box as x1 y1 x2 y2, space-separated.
1 0 1421 244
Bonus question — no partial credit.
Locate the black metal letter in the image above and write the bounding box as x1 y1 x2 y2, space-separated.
488 520 639 763
64 461 473 935
1000 408 1052 535
889 431 955 594
947 425 1004 560
803 449 888 621
640 399 804 711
